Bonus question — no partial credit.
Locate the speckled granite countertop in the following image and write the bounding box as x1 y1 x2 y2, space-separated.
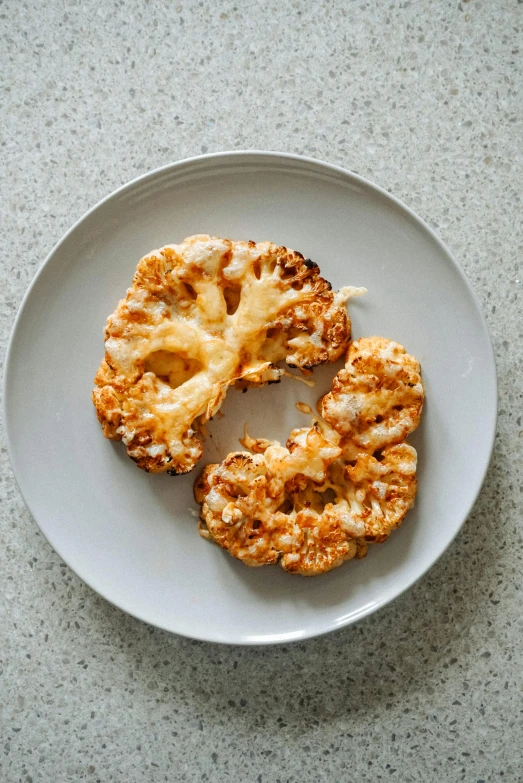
1 1 522 781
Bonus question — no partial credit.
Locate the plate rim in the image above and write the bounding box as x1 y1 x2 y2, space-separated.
2 150 498 645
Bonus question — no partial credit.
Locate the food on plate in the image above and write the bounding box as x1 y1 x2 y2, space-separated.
92 235 364 474
320 336 424 460
195 338 423 576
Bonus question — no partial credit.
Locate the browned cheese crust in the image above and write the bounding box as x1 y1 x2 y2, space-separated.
92 235 360 474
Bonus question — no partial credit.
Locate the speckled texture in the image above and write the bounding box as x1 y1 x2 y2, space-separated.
1 0 522 780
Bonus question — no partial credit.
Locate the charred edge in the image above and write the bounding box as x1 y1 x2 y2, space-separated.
268 379 282 385
302 359 324 370
304 258 318 269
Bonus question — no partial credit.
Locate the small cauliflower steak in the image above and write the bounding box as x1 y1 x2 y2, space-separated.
92 235 360 474
195 337 424 577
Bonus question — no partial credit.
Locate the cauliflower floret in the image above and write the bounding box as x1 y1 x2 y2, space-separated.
280 506 368 576
320 336 424 460
93 235 361 474
343 443 418 542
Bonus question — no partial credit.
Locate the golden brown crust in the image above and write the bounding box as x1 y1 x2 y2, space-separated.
93 235 356 473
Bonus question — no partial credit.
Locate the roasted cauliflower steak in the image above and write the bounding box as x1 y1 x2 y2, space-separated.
92 235 363 474
195 337 424 576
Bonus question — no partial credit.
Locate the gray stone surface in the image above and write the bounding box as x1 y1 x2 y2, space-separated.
1 0 522 780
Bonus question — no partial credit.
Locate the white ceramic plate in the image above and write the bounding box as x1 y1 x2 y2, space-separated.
3 152 497 645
